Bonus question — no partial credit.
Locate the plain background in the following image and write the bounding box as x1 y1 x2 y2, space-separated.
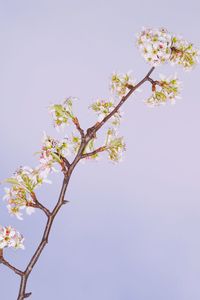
1 0 200 299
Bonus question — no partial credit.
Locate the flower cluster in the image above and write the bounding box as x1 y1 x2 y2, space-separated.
49 97 76 130
146 74 181 106
110 72 135 97
105 128 126 162
89 98 121 126
136 27 199 69
39 132 69 174
171 36 199 69
0 225 24 250
3 166 46 220
136 28 172 66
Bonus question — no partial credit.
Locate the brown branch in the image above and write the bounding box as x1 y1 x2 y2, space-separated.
86 67 155 139
30 193 51 217
4 66 155 300
0 255 23 276
61 156 71 170
72 117 85 139
81 146 107 159
54 152 71 172
16 139 87 299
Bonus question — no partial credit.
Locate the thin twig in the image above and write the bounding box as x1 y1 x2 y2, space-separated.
86 67 155 139
81 146 107 159
30 193 51 217
72 117 85 139
0 256 23 276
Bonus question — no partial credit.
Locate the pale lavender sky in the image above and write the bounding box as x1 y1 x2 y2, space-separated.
1 1 200 299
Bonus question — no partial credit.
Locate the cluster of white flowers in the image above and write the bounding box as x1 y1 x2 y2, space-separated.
89 73 132 162
39 132 69 173
146 74 181 106
105 128 126 162
0 225 24 250
170 36 200 69
110 72 135 97
137 27 199 69
49 97 77 130
137 28 172 66
3 132 71 220
3 166 48 220
89 98 121 126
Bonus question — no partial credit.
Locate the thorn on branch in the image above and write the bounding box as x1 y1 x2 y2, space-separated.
24 292 32 298
63 200 69 205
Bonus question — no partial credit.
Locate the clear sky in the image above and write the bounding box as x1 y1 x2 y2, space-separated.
1 0 200 299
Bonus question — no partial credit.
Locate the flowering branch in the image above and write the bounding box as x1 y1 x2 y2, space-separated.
86 66 155 140
1 27 199 299
17 67 155 299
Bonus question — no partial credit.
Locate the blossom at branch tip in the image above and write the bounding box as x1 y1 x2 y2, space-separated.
49 97 77 130
170 36 200 70
136 27 199 69
0 225 24 250
3 165 51 220
89 98 121 126
105 128 126 162
136 28 172 66
146 74 181 106
110 72 137 97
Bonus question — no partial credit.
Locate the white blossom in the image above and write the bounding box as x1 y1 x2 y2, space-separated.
90 98 121 127
146 74 181 106
136 27 172 66
105 128 126 162
137 27 199 69
0 225 24 250
49 97 77 130
170 35 200 69
110 72 136 97
3 165 51 219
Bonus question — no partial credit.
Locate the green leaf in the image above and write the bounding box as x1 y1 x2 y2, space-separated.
51 152 62 163
5 178 19 185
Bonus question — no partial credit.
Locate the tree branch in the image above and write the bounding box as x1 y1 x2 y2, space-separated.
86 67 155 139
30 193 51 217
81 146 107 159
0 254 23 276
14 66 155 299
72 117 85 139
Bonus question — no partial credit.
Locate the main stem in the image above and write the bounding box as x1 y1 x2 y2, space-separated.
16 66 155 299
